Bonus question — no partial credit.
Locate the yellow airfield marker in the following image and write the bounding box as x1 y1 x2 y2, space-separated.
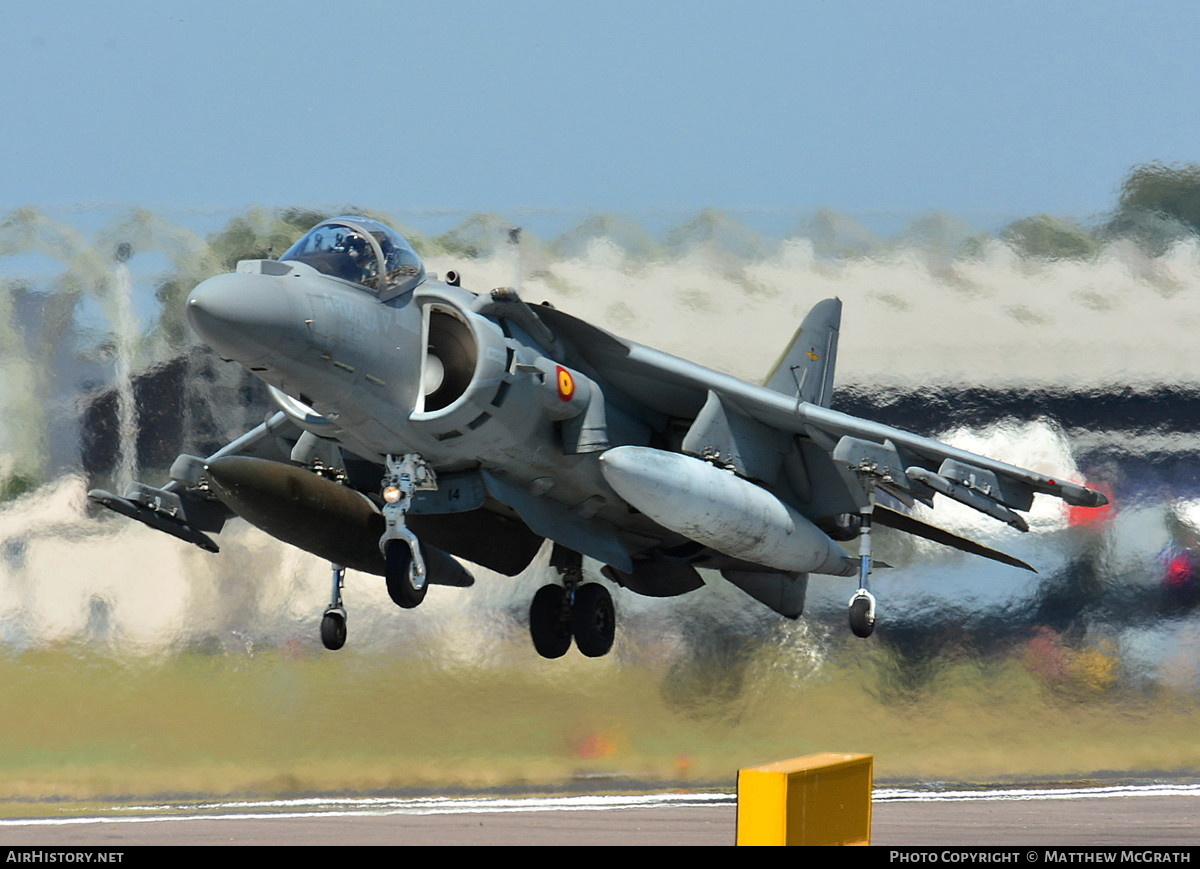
736 752 873 846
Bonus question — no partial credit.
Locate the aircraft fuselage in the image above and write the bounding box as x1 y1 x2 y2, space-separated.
185 258 662 569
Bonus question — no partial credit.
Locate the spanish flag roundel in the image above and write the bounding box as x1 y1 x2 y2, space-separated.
556 366 575 402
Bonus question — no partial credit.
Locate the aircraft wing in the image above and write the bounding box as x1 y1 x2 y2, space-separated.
534 305 1107 527
87 411 302 551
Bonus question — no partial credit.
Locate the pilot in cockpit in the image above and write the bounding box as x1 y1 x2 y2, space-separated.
335 232 375 283
280 217 425 299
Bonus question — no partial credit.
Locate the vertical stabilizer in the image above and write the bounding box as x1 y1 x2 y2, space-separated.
764 297 841 407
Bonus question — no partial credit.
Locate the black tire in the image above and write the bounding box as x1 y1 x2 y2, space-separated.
385 540 427 608
321 610 347 651
849 596 875 638
529 584 572 659
571 583 615 658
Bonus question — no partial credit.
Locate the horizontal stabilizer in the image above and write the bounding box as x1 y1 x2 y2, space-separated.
874 504 1035 572
88 489 220 553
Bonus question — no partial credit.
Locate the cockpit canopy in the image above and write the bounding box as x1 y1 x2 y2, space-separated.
280 216 425 299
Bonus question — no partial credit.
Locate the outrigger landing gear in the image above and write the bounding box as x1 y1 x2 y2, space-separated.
321 564 348 650
849 589 876 638
529 548 616 658
849 501 877 638
379 453 436 610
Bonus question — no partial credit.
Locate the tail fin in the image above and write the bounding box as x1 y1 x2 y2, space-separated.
764 297 841 407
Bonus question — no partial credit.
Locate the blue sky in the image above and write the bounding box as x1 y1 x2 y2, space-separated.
4 1 1199 222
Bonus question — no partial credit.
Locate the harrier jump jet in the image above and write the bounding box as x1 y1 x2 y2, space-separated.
89 217 1108 656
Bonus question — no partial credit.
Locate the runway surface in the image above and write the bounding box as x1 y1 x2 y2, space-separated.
0 784 1197 846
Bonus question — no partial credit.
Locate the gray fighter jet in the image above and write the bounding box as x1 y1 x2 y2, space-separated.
88 216 1108 655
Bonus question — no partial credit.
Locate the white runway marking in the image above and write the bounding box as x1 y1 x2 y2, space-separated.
876 783 1200 802
2 783 1197 827
0 792 735 827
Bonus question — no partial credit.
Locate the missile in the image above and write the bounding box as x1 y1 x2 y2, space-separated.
905 466 1030 532
598 446 855 577
205 456 472 587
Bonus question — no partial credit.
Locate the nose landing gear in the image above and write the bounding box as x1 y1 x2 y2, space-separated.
384 539 427 609
379 453 435 608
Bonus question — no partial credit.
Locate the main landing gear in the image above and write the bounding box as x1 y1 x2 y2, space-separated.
529 582 616 658
529 585 572 658
572 583 616 657
529 548 616 658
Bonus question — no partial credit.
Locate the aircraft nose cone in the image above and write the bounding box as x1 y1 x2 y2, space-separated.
186 273 300 363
